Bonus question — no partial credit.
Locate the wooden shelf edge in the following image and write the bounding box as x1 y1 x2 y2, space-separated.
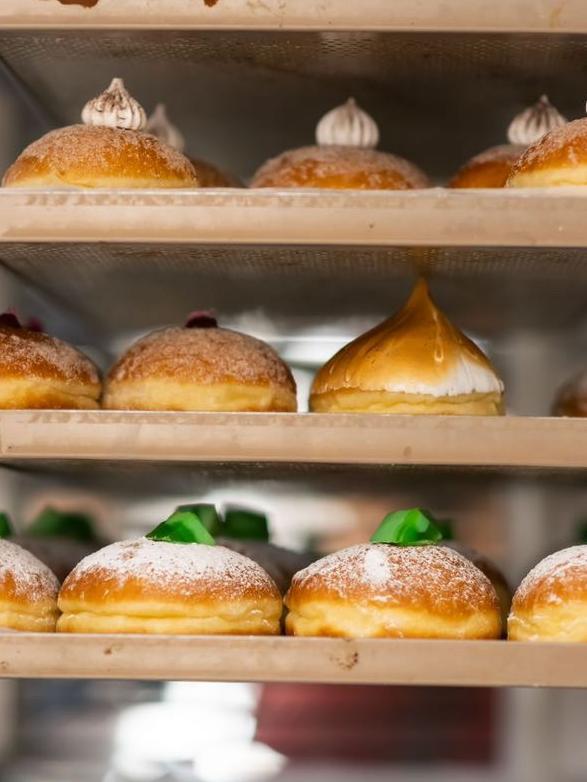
0 412 584 470
0 635 584 687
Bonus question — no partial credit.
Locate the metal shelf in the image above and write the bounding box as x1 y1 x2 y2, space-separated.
0 412 584 470
1 190 586 338
0 634 585 687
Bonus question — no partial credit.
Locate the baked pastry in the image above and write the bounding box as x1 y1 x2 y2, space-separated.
552 369 587 416
146 104 240 187
310 279 504 415
444 541 511 630
0 539 59 632
450 96 566 188
0 312 100 409
508 546 587 641
58 510 282 635
3 79 198 189
103 312 297 412
285 509 501 639
251 98 428 190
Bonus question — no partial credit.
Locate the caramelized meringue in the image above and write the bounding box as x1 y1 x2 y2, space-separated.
81 78 147 131
310 279 504 415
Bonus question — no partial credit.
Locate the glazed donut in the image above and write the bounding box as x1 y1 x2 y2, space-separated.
0 314 100 409
310 279 504 416
552 369 587 417
285 543 501 639
0 539 59 632
251 99 428 191
508 546 587 641
3 79 197 189
103 313 297 412
58 537 282 635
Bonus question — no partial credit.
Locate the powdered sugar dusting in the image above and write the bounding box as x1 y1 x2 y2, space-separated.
62 538 279 601
291 543 496 611
514 546 587 606
0 326 99 383
252 145 428 189
0 539 59 602
108 326 295 388
510 118 587 177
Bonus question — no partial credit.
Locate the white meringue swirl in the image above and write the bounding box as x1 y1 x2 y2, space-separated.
507 95 566 146
81 78 147 131
146 103 185 152
315 98 380 149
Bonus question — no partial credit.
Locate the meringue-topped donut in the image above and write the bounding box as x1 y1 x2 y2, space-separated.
0 539 59 632
3 79 198 189
285 509 502 639
310 279 504 415
103 313 297 412
58 511 282 635
0 313 100 409
251 98 428 191
509 546 587 641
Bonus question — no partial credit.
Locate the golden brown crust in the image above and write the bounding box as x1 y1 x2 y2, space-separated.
449 144 524 188
507 119 587 187
0 539 59 632
0 326 101 409
552 370 587 417
103 326 297 412
191 157 241 187
285 544 501 639
251 145 429 190
58 538 282 635
508 546 587 641
3 125 199 189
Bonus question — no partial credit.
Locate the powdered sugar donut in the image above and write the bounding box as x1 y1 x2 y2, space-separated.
103 316 297 412
0 539 59 632
57 537 282 635
285 543 501 639
509 546 587 641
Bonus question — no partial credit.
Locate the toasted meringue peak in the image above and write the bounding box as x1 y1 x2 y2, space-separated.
315 98 380 149
146 103 185 153
507 95 567 146
312 279 504 399
82 78 147 131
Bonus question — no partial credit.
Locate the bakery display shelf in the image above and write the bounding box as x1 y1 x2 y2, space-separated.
1 190 587 338
0 634 586 687
2 31 587 184
0 412 584 470
2 0 587 33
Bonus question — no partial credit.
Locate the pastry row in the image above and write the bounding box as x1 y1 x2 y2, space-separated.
1 505 584 642
1 283 584 416
2 79 584 191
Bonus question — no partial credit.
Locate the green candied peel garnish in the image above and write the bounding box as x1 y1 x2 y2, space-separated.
223 508 270 542
146 510 216 546
176 503 222 536
0 513 12 539
28 507 96 543
370 508 443 546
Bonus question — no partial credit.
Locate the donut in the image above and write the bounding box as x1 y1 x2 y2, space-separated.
552 369 587 416
444 541 511 629
310 279 504 415
508 546 587 641
3 79 197 189
218 538 315 595
58 537 282 635
451 96 566 189
0 313 100 409
0 539 59 632
507 120 587 188
251 99 428 190
146 104 240 188
285 543 501 639
103 313 297 412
